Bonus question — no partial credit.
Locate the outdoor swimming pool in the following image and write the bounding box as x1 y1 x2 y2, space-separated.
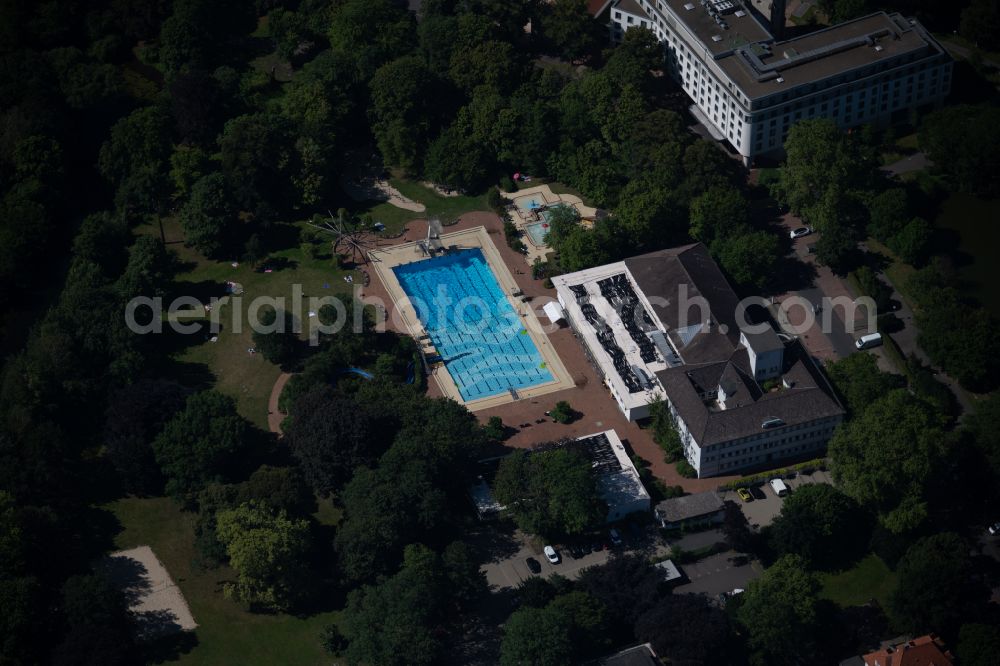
514 197 544 214
392 249 554 401
524 221 550 246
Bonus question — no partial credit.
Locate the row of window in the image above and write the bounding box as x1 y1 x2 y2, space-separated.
702 428 833 464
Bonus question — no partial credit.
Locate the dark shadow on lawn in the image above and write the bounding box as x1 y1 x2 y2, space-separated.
144 631 199 664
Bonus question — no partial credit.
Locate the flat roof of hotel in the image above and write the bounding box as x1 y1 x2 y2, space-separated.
618 1 946 100
723 12 943 99
661 0 772 55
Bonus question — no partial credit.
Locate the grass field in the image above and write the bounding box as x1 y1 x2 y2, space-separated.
879 132 919 166
389 178 491 223
145 216 357 429
819 553 898 609
106 497 341 665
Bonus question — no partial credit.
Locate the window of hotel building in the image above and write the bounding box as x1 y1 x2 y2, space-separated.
627 16 633 23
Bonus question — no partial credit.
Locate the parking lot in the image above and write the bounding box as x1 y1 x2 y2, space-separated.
674 551 761 597
720 469 834 529
480 526 671 590
663 529 761 597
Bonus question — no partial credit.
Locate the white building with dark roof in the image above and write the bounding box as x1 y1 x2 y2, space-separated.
604 0 952 163
553 243 844 477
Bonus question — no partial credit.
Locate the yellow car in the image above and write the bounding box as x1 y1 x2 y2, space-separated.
737 488 752 502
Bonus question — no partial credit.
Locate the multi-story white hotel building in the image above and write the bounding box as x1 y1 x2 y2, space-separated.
596 0 952 163
552 244 845 477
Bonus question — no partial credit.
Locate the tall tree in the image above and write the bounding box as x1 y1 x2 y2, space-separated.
285 386 383 496
341 544 451 666
767 484 870 570
737 555 822 665
634 595 736 666
689 186 750 248
716 231 780 291
824 352 904 416
50 574 140 666
215 501 313 612
829 389 947 534
493 448 605 537
539 0 601 62
104 379 188 495
327 0 415 79
369 56 443 173
180 172 237 257
888 532 989 637
152 390 251 498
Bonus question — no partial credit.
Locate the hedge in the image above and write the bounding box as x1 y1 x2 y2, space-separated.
716 457 828 491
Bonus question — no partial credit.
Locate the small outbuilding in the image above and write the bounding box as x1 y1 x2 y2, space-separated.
654 490 725 529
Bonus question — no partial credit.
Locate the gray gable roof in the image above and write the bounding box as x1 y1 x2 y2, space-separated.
624 244 741 365
655 491 725 523
656 343 844 447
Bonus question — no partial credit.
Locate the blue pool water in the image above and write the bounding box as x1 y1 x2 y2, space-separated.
525 221 550 246
393 249 553 401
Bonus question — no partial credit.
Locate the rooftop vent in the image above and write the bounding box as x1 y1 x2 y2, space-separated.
684 2 695 9
874 45 884 52
735 9 746 17
712 35 722 42
761 417 785 429
775 76 784 83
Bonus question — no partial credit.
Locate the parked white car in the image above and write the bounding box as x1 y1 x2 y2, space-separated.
789 226 812 239
543 545 560 564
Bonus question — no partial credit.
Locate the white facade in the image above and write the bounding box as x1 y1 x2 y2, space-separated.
607 0 952 163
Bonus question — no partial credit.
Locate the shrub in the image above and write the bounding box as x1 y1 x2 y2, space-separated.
488 187 506 212
484 416 505 441
500 175 516 192
542 278 554 289
676 460 697 478
717 458 827 491
550 401 574 424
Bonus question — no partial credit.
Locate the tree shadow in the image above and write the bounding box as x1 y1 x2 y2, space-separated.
766 255 818 294
258 256 299 272
144 631 199 664
264 221 302 253
948 59 1000 105
77 505 124 562
467 521 522 565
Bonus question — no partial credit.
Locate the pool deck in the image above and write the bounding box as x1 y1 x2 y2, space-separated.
368 226 575 411
504 184 597 265
360 212 738 491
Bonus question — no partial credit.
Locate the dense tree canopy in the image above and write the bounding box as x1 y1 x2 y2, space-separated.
216 501 312 612
634 595 736 666
767 484 870 570
152 390 251 498
888 533 989 636
493 448 606 537
737 555 823 665
340 542 483 666
829 389 947 533
285 386 384 496
919 104 1000 198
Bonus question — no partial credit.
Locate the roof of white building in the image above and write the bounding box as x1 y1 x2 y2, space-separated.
536 430 650 513
554 243 844 442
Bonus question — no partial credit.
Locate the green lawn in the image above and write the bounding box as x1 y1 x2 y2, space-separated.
819 553 898 608
146 216 356 429
388 178 491 223
106 497 340 665
880 132 919 166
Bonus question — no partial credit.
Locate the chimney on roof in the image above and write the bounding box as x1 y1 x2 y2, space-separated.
770 0 786 40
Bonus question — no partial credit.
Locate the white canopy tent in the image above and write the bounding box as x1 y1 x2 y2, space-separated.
542 300 565 324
